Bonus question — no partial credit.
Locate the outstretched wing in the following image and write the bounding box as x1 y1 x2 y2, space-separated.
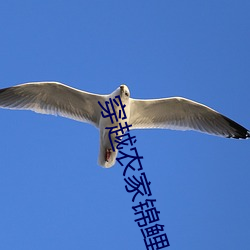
0 82 106 127
130 97 249 139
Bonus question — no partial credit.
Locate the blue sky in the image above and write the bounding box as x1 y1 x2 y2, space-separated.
0 1 249 249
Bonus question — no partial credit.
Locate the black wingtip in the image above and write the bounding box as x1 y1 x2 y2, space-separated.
222 115 250 139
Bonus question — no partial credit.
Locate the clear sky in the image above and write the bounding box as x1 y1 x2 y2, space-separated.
0 1 249 250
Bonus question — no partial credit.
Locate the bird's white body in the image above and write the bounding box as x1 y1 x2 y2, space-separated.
0 82 249 168
97 86 131 167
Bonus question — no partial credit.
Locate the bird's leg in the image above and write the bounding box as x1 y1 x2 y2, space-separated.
105 148 112 162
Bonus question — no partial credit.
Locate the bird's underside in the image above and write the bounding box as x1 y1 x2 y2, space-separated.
0 82 249 168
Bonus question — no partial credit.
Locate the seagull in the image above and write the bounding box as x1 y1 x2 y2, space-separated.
0 82 249 168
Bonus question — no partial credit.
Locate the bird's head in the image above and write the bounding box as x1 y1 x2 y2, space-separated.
111 84 130 102
119 84 130 99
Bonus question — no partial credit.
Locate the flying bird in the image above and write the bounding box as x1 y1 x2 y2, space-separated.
0 82 249 168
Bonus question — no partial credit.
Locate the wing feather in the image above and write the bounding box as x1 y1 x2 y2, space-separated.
130 97 249 139
0 82 106 127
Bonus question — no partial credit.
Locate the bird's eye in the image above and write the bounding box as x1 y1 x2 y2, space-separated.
125 92 129 97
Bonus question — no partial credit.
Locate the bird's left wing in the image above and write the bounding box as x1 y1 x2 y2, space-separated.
129 97 249 139
0 82 106 127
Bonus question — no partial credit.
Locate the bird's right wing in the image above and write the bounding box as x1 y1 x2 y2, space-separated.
0 82 106 127
130 97 249 139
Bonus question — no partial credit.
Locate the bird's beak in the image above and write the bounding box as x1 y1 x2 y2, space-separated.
120 85 124 94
